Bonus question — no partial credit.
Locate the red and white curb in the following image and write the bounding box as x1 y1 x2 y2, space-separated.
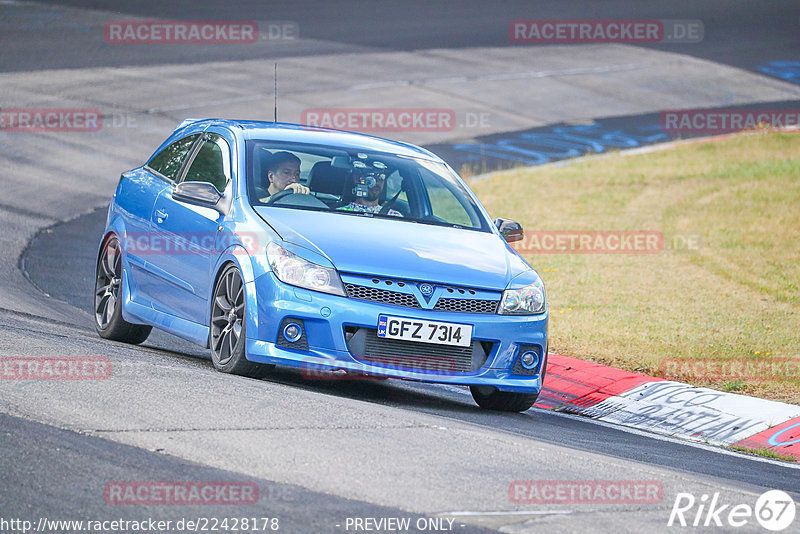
536 354 800 460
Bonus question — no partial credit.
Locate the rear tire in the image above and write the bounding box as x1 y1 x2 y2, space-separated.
470 385 538 412
94 235 152 344
210 264 274 379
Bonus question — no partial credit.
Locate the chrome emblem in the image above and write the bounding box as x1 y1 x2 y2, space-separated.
419 283 434 296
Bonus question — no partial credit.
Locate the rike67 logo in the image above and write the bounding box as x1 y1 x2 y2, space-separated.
668 490 796 531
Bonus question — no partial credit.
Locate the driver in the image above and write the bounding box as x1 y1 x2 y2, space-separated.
264 151 310 198
338 169 402 217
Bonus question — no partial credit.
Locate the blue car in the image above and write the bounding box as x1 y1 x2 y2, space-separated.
94 119 548 411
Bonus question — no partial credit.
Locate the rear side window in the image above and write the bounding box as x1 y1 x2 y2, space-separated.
147 134 200 181
182 133 231 193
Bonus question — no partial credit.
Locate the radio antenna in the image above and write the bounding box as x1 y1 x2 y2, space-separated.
273 62 278 122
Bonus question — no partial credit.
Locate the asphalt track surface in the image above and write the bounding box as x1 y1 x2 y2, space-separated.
9 0 800 72
2 2 800 533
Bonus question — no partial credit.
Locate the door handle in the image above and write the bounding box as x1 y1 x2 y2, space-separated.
154 209 168 222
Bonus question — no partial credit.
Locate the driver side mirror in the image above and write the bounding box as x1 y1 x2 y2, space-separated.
494 218 524 243
173 181 230 215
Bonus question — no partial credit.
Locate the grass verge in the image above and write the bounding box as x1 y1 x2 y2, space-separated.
469 131 800 404
729 445 797 462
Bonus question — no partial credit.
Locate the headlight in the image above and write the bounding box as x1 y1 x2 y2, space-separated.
267 242 345 296
498 275 546 315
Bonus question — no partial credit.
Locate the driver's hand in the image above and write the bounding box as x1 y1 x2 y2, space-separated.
284 183 310 195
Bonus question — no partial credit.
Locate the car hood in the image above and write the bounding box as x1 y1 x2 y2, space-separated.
254 207 530 290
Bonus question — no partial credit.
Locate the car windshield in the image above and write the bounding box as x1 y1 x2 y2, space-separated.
246 140 490 231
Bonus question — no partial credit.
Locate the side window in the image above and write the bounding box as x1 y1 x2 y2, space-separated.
384 170 407 202
147 134 200 182
182 134 231 193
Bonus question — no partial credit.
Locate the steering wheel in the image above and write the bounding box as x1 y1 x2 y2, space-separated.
266 189 296 204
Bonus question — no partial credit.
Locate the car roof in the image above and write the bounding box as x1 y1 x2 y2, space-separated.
180 119 441 161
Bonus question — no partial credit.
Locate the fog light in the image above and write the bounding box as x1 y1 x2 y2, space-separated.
520 350 540 370
283 322 302 343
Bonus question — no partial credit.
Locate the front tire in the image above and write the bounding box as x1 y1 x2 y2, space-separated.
210 264 273 379
94 235 152 344
470 385 538 412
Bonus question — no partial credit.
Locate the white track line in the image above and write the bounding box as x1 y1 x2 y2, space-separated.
436 510 573 516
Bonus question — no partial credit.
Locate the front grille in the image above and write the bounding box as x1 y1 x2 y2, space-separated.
344 281 500 314
345 283 420 309
346 328 488 374
433 298 498 314
362 336 474 373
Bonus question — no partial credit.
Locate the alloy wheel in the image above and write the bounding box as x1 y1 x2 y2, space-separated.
211 267 245 365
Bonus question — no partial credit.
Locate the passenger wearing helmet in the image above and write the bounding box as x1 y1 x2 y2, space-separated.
338 168 402 217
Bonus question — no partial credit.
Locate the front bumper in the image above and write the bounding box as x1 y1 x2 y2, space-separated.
245 272 548 393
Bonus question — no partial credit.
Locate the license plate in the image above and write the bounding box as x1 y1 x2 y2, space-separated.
377 314 473 347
